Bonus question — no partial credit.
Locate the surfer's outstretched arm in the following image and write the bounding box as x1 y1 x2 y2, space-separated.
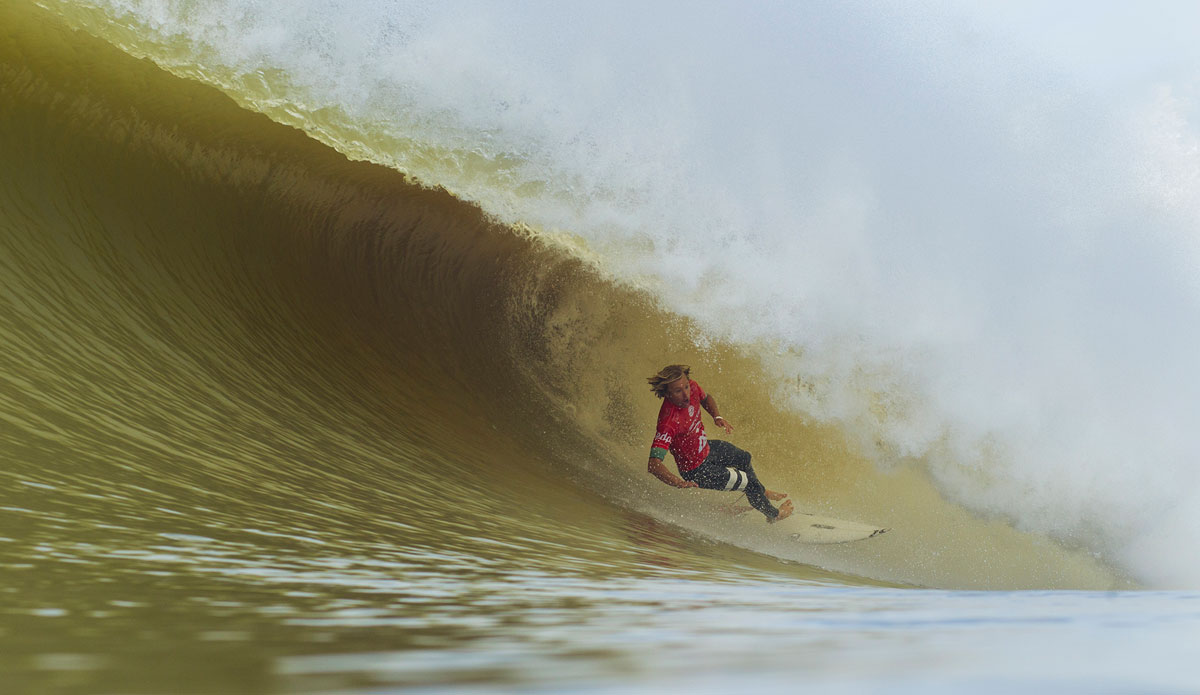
648 457 698 488
700 393 733 434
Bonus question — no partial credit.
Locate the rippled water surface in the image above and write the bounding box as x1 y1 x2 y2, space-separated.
5 517 1200 694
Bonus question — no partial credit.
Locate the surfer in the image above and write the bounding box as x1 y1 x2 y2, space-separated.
646 364 793 522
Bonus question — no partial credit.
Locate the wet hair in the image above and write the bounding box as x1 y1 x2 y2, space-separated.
647 364 691 398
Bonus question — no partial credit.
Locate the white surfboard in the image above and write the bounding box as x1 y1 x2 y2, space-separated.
717 500 888 543
782 511 889 544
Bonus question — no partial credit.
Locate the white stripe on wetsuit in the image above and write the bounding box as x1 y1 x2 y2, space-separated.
724 468 747 492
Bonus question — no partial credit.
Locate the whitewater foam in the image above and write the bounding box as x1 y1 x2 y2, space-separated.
57 0 1200 587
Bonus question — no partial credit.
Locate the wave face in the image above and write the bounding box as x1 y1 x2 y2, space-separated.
46 0 1200 588
6 0 1196 600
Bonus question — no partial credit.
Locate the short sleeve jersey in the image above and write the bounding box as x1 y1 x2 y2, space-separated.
650 379 711 473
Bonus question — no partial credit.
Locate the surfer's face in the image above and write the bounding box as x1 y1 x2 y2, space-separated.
666 376 690 407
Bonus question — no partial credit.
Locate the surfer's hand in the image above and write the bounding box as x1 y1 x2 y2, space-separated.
714 416 733 434
675 480 698 488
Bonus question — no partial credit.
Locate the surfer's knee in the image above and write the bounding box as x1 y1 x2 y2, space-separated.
723 467 749 492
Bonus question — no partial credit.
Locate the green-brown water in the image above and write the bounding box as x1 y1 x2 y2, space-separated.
4 3 1199 693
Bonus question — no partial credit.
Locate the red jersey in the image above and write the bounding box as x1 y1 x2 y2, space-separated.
650 379 710 473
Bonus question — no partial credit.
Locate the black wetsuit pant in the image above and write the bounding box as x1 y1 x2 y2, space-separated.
681 440 779 520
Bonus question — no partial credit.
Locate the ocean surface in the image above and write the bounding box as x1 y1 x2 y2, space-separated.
3 1 1200 692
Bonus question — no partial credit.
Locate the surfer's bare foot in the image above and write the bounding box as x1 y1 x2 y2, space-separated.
768 498 794 523
764 489 788 501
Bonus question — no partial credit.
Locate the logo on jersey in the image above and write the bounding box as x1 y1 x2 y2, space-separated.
688 405 695 417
